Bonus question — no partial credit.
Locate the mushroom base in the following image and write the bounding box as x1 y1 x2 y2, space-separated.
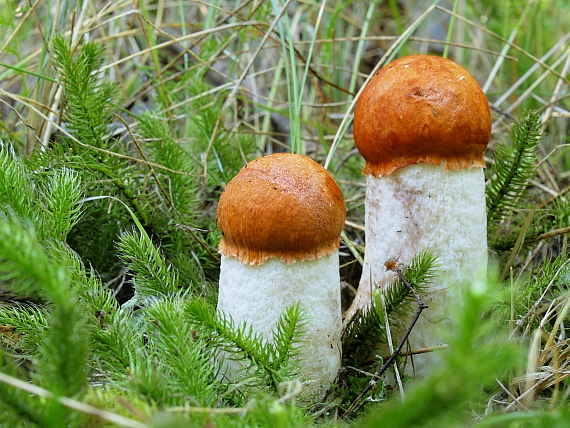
345 163 487 378
217 253 342 400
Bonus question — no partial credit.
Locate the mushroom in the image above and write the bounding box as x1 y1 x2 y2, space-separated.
216 153 346 399
345 55 491 376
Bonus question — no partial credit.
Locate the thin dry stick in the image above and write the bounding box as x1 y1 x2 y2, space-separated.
100 20 264 72
379 282 405 398
495 377 530 411
388 344 448 359
203 0 294 174
436 5 570 85
0 0 41 54
114 114 218 260
500 209 536 282
0 372 147 428
503 52 570 117
40 0 90 152
0 88 192 176
493 32 570 108
531 226 570 243
341 270 428 420
324 3 439 170
541 45 570 130
510 258 570 339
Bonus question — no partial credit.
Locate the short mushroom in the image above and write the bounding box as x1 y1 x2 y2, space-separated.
217 153 346 399
345 55 491 376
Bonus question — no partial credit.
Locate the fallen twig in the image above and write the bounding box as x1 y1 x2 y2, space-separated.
341 270 428 419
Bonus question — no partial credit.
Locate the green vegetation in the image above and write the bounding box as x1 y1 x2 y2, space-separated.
0 0 569 426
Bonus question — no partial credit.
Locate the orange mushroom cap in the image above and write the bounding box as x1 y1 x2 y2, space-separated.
353 55 492 177
217 153 346 266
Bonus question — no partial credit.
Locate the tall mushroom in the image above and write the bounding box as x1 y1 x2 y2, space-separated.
345 55 491 376
217 153 346 399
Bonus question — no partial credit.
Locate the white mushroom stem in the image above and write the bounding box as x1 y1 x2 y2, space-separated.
217 253 342 399
346 163 487 377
